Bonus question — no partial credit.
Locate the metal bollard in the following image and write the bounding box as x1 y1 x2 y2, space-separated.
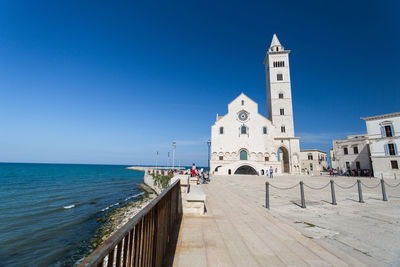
357 179 364 203
381 179 387 201
265 182 270 209
330 180 337 205
187 176 190 193
300 181 306 208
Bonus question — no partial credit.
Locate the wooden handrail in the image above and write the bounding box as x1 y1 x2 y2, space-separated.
78 179 181 267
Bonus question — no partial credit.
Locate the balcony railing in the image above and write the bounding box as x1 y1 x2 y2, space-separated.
78 179 181 267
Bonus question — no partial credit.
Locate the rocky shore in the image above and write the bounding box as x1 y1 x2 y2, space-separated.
90 183 157 248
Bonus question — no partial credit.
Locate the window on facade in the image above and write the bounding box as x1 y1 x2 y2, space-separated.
343 147 348 155
277 74 283 81
281 126 285 133
388 143 397 155
241 125 247 134
385 125 393 137
279 93 284 99
219 127 224 134
241 100 244 106
353 146 358 154
356 161 361 170
346 162 350 169
263 127 267 134
391 160 399 169
219 156 223 160
308 154 313 160
240 150 248 160
228 169 232 175
265 157 269 161
280 108 285 115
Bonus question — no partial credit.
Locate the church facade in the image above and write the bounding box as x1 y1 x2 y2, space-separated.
210 34 301 175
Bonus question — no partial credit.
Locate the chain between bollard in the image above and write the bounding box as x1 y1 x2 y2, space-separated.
269 183 299 190
360 181 381 189
384 181 400 188
304 182 330 190
334 181 357 190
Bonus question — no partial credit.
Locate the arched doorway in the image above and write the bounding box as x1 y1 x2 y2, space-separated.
215 166 222 172
234 165 258 175
277 147 290 173
240 150 248 160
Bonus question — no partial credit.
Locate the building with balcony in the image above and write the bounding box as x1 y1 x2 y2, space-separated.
362 112 400 178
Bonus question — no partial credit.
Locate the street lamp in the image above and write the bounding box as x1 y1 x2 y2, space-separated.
207 139 211 173
172 142 176 170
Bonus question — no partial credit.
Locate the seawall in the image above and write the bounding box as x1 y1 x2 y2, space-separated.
143 173 164 195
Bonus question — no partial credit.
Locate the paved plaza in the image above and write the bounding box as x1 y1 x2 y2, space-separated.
172 174 400 266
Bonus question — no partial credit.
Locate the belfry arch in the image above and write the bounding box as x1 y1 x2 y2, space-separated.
278 146 290 173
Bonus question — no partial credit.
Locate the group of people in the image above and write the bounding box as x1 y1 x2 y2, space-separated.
191 163 207 185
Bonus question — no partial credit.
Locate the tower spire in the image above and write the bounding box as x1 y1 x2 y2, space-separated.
270 33 281 47
269 33 284 52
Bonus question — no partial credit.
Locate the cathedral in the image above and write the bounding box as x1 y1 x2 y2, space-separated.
210 34 301 175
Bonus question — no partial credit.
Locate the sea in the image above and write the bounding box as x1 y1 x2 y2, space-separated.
0 163 146 267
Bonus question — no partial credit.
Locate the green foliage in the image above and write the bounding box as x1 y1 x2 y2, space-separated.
151 173 173 189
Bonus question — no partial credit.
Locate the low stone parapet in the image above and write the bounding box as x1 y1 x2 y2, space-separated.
184 184 206 215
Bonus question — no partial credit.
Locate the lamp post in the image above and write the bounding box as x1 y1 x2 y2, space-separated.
172 142 176 170
156 151 159 173
207 139 211 172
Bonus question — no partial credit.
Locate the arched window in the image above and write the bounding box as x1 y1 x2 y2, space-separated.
241 100 244 105
308 154 313 160
279 93 284 99
241 125 247 134
228 169 231 175
219 127 224 134
263 127 267 134
240 150 248 160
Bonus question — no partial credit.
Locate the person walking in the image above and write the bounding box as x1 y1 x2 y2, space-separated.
200 168 205 184
191 163 196 177
269 166 274 179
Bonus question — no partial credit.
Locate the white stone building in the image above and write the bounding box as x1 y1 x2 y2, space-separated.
362 112 400 178
300 149 328 175
330 134 372 176
210 34 301 176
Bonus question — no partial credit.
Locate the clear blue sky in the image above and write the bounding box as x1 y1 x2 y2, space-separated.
0 0 399 166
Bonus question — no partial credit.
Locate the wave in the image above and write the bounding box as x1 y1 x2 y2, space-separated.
124 192 145 201
100 192 145 212
63 205 75 209
101 202 120 212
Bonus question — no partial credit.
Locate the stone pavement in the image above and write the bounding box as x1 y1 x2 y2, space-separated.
172 175 369 266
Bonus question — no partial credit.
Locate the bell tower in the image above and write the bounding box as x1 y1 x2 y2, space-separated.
264 34 295 138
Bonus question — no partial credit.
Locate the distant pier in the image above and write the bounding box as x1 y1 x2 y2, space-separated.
126 166 185 171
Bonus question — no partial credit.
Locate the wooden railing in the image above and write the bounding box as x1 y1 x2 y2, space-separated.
78 179 181 267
